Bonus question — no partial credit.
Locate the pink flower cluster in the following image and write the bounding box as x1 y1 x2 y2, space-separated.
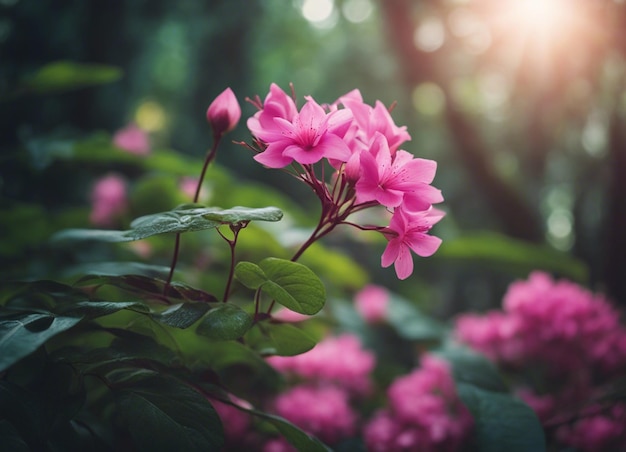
266 333 376 396
246 84 444 279
363 355 473 452
272 385 357 445
454 271 626 451
455 272 626 376
265 334 376 446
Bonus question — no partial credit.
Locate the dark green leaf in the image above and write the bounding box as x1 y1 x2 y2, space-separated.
0 313 82 372
61 301 149 320
63 262 171 279
456 383 546 452
0 381 46 445
0 421 29 452
236 258 326 315
73 274 218 304
434 342 508 393
246 408 331 452
437 232 589 283
196 304 253 340
52 205 283 243
19 61 123 94
115 374 223 452
154 302 211 329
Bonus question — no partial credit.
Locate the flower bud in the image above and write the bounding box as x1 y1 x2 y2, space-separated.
206 87 241 136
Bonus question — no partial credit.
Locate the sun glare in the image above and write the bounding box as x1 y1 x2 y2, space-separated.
514 0 564 31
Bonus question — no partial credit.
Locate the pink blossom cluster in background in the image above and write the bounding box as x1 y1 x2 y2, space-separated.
363 355 473 452
265 333 375 447
113 123 150 155
454 271 626 451
266 333 376 396
354 284 390 324
246 84 445 280
272 385 357 446
89 173 128 227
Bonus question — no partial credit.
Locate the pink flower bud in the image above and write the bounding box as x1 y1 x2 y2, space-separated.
206 87 241 136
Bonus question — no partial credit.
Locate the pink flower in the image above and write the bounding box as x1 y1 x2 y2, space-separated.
381 207 444 280
266 333 375 395
337 90 411 154
247 83 298 141
89 173 128 227
354 133 443 210
253 98 353 168
113 123 150 155
363 355 473 452
272 385 357 445
354 284 390 323
206 87 241 136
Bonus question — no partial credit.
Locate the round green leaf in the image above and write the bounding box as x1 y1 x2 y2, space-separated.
258 258 326 315
196 304 253 340
234 261 268 289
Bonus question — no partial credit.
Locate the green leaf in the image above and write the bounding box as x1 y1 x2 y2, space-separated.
52 205 283 243
196 304 253 340
0 382 46 447
0 313 82 372
0 421 29 452
115 374 223 452
73 274 218 303
153 302 211 329
18 61 123 95
434 342 508 393
456 383 546 452
245 408 331 452
246 322 316 356
236 258 326 315
437 232 589 283
386 295 446 341
61 300 149 320
233 261 268 289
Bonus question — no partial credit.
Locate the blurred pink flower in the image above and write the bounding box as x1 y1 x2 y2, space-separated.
89 173 128 227
272 385 357 445
555 403 626 452
266 333 375 395
363 355 473 452
354 284 390 323
113 123 150 155
206 87 241 136
455 271 626 376
272 307 310 323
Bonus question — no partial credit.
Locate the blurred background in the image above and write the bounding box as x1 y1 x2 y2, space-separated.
1 0 625 316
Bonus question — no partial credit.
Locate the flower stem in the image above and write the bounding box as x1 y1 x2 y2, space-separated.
163 133 222 295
